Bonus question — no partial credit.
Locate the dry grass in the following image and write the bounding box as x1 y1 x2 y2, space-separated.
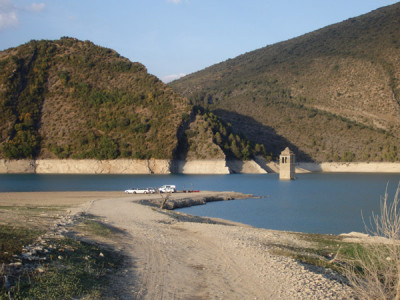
342 183 400 299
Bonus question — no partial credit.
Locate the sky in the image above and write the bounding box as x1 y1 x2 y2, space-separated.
0 0 399 83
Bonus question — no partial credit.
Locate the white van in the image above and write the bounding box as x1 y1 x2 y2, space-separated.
158 185 176 193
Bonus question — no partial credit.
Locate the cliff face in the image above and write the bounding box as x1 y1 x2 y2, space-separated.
0 159 231 174
2 159 400 174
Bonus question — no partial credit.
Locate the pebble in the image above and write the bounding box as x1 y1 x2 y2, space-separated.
5 209 84 287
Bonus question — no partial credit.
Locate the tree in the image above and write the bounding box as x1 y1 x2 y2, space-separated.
214 132 222 145
158 190 172 209
96 136 119 159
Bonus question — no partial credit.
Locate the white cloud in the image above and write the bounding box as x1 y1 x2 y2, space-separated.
167 0 182 4
161 73 186 83
0 10 17 30
0 0 45 31
0 0 12 10
27 3 45 12
0 0 17 31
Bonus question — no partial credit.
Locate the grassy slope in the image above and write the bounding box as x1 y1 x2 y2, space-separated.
171 3 400 162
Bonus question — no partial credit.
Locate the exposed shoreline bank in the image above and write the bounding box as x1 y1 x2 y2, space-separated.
1 158 400 174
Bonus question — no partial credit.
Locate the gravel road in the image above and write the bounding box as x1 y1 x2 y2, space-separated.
84 192 352 299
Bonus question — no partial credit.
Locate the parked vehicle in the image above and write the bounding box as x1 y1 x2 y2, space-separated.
125 187 155 194
158 185 176 193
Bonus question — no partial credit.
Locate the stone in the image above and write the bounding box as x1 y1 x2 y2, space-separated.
279 147 295 180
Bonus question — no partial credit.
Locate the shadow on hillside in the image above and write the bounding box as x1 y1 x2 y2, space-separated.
171 109 196 172
213 109 314 162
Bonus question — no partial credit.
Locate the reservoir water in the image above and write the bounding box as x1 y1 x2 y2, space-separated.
1 173 399 235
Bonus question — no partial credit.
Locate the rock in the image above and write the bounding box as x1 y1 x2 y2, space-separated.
340 231 369 238
22 252 33 259
33 246 43 252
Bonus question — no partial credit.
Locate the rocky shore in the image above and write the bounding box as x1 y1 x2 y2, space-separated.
137 191 253 209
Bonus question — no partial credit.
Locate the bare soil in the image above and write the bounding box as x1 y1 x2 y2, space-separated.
0 191 352 299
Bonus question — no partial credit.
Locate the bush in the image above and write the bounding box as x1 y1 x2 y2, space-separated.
95 136 119 159
2 130 40 159
343 183 400 299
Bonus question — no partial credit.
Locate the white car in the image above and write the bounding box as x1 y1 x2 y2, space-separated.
125 188 155 194
158 185 176 193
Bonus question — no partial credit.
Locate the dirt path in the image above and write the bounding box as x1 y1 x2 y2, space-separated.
86 194 352 299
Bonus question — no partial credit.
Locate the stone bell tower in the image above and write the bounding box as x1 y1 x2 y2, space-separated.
279 147 295 180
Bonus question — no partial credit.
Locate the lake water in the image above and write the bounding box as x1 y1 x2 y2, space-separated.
1 173 399 235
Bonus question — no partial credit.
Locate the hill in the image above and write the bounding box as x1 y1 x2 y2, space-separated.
171 3 400 162
0 38 262 161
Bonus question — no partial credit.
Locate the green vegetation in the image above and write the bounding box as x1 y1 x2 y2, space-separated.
184 107 267 160
0 225 42 263
0 213 124 299
0 38 190 159
77 214 124 238
0 237 123 299
171 3 400 162
1 41 53 158
0 37 272 161
270 233 363 274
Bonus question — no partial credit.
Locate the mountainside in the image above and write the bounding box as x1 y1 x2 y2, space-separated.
171 3 400 162
0 38 263 161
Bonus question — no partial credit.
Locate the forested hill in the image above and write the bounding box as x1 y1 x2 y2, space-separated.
171 2 400 162
0 38 264 161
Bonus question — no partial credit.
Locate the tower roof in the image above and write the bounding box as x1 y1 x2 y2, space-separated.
280 147 294 155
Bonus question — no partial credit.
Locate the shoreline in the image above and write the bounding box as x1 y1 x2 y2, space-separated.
0 190 254 223
0 190 362 236
0 190 354 298
77 191 353 298
1 158 400 174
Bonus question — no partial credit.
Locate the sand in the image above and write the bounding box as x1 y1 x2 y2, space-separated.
0 191 128 206
0 191 352 299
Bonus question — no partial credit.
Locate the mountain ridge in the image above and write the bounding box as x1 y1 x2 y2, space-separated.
170 2 400 162
0 38 264 161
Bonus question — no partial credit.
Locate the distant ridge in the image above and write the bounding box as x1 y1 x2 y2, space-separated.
171 2 400 162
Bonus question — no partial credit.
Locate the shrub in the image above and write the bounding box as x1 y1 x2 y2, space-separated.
343 183 400 299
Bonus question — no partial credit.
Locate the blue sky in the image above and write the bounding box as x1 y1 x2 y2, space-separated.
0 0 399 82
